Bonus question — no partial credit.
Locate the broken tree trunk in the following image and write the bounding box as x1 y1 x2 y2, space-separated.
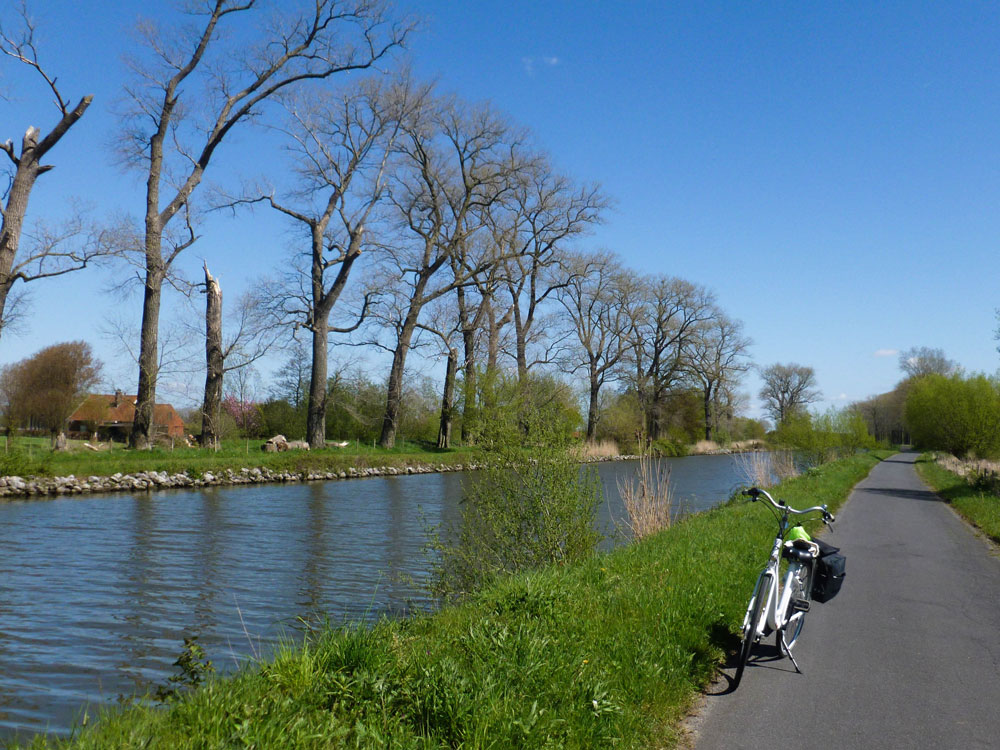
200 263 223 448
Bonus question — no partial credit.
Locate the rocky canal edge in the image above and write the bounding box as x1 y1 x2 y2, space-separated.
0 454 657 499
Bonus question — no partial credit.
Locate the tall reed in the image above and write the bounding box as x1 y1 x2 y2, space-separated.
736 450 772 488
736 450 799 489
617 452 674 539
771 450 800 481
574 439 621 460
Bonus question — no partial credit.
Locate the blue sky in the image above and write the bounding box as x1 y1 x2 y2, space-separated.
2 1 999 418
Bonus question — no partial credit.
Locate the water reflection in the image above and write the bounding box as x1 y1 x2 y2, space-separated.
0 454 746 739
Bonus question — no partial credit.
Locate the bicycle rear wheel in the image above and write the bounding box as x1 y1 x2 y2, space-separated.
777 565 809 652
734 572 769 687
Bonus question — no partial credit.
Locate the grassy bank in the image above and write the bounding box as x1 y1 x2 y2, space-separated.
0 438 481 481
17 451 889 749
914 454 1000 544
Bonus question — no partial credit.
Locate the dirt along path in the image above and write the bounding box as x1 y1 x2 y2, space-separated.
692 452 1000 749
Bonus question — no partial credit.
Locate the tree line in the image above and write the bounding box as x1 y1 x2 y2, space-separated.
850 345 1000 459
1 2 795 452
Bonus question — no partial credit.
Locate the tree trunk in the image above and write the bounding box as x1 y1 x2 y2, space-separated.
0 95 92 339
703 385 713 442
648 388 665 441
131 258 163 449
460 327 477 444
437 348 457 449
306 322 329 449
486 297 502 376
379 314 419 449
0 138 40 339
199 264 223 448
586 374 600 442
482 298 501 414
512 301 528 387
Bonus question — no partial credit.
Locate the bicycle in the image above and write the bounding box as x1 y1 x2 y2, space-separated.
733 487 835 687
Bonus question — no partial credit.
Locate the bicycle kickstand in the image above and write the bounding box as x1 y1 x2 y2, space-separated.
780 633 802 674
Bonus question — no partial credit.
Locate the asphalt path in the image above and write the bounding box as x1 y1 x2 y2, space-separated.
692 452 1000 749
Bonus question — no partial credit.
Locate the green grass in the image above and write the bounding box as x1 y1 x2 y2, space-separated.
915 454 1000 544
0 437 480 480
15 450 891 749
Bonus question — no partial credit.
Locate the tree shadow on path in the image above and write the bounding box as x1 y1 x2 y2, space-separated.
861 487 942 503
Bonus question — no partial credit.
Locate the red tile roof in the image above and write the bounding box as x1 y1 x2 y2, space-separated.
69 394 186 438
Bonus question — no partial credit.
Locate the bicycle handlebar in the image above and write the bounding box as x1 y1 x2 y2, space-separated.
742 486 835 522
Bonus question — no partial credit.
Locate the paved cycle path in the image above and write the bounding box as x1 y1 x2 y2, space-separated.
693 452 1000 749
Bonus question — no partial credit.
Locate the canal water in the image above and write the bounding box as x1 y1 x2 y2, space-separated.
0 454 748 739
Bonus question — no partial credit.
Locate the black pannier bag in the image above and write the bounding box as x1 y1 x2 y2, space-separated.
811 538 846 603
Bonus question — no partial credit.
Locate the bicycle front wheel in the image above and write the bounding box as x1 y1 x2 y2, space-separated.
735 572 769 687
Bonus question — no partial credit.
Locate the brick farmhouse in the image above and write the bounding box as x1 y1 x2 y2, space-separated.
67 391 185 441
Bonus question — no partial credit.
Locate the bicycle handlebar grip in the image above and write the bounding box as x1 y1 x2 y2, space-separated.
742 487 760 500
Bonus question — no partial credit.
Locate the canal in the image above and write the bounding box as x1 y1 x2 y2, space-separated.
0 453 748 739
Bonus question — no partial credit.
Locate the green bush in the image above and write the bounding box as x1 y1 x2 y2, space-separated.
771 408 876 466
0 446 51 477
905 374 1000 458
596 391 645 454
649 438 689 458
257 399 306 440
430 415 602 600
472 372 583 446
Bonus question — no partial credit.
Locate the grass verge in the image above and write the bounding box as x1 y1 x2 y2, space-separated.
914 454 1000 544
0 438 480 480
16 450 890 749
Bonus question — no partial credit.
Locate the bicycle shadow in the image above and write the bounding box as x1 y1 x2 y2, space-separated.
708 630 799 696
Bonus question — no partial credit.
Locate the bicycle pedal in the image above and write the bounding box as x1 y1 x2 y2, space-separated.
791 598 810 613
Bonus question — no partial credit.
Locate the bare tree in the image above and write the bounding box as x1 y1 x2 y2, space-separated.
556 250 640 441
625 276 716 439
269 339 310 408
898 346 958 379
228 77 416 447
758 362 820 425
119 0 409 448
492 160 607 386
686 312 752 441
375 94 524 448
0 6 95 338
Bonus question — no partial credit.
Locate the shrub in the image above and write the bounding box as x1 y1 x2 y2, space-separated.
905 373 1000 458
473 372 583 446
0 447 51 477
771 408 876 466
258 399 306 440
595 391 645 454
649 438 688 458
430 415 602 600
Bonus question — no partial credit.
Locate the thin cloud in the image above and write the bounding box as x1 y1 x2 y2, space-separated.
521 55 560 76
874 348 898 357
